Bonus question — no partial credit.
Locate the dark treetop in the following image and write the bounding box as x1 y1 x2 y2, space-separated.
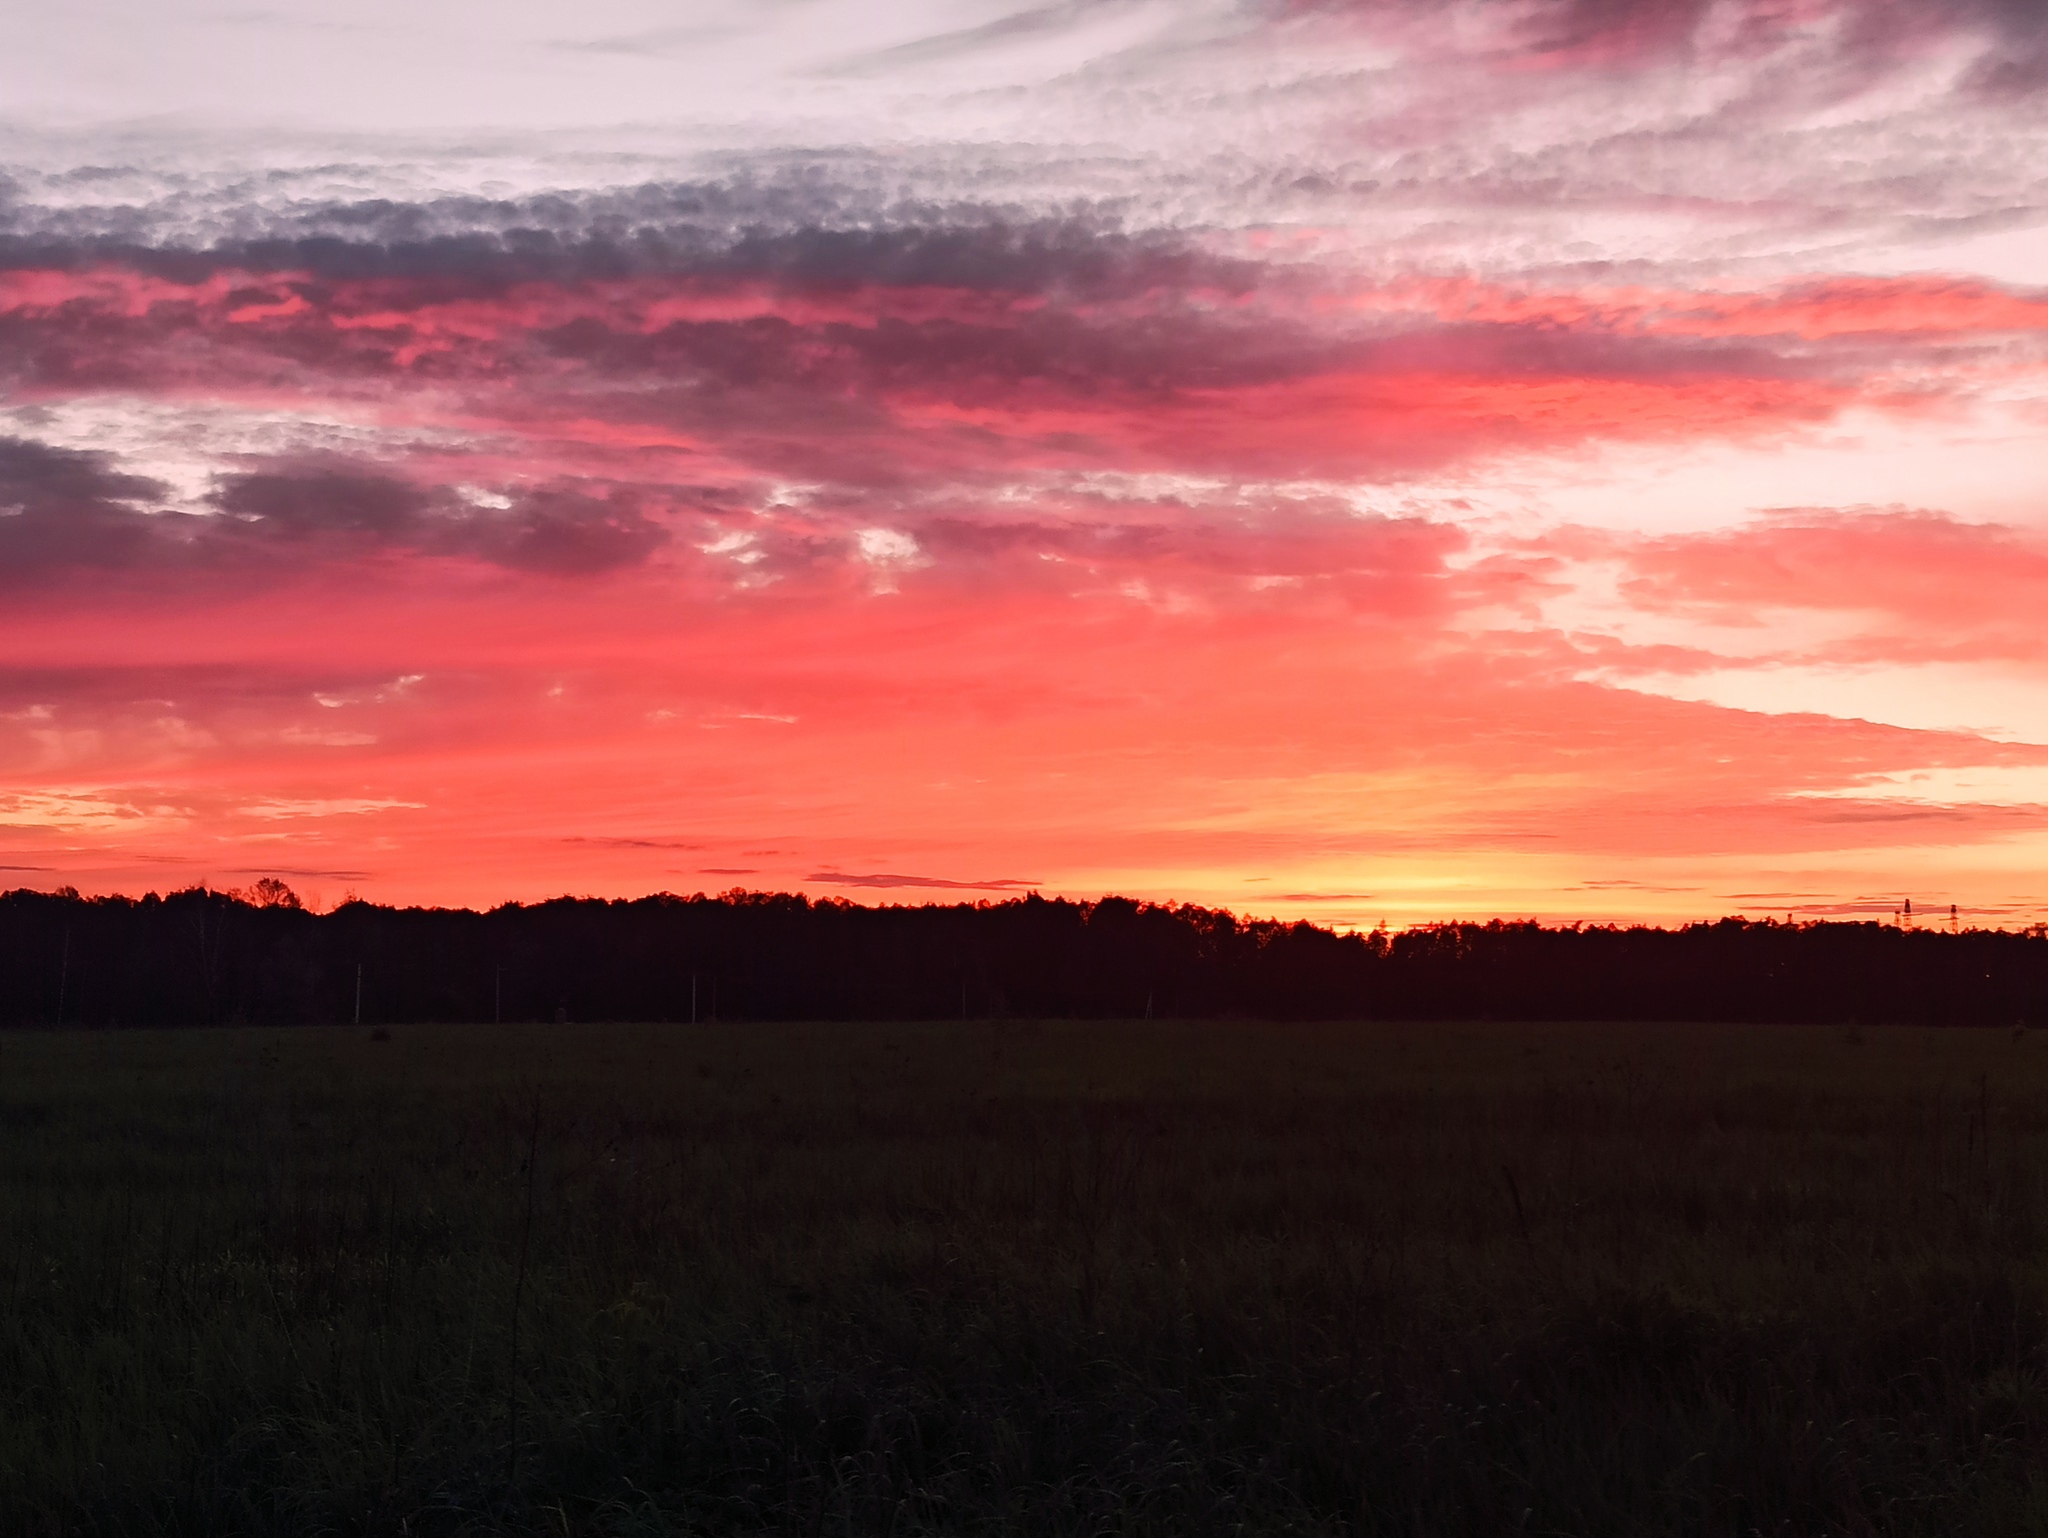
3 886 2042 1027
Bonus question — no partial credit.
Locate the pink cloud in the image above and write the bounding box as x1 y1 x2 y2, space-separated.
1278 0 2044 88
1608 508 2048 665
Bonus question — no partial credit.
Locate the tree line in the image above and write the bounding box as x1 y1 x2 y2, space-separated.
2 884 2044 1027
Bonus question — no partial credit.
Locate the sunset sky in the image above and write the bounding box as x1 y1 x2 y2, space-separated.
4 0 2047 925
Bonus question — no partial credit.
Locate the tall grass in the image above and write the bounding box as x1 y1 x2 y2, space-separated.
4 1019 2048 1534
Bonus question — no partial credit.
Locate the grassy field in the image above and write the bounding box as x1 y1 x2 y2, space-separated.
6 1019 2048 1535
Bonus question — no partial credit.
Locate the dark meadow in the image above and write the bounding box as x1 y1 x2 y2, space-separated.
7 1016 2048 1535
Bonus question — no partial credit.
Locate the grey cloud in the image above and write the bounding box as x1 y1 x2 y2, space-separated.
808 870 1041 889
551 23 750 57
481 487 669 574
213 469 430 539
0 440 666 586
561 837 706 850
0 436 188 584
821 2 1140 75
209 467 668 575
0 171 1255 301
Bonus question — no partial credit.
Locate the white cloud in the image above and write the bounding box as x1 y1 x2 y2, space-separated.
238 797 424 819
855 527 923 565
280 726 379 747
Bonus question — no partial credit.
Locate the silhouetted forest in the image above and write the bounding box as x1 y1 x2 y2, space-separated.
4 885 2046 1027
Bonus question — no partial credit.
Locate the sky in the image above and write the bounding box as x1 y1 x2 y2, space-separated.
2 0 2047 927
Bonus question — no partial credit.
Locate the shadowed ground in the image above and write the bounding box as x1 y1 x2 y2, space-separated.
6 1018 2048 1534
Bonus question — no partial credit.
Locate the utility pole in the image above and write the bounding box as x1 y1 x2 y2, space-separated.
354 962 363 1026
56 928 69 1025
495 964 502 1025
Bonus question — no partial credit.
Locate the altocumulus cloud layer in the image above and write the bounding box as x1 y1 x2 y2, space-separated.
2 0 2047 921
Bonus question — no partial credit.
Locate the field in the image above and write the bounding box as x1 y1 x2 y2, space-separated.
6 1019 2048 1536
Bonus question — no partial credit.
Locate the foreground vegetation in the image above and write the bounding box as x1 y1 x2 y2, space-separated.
7 1018 2048 1535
